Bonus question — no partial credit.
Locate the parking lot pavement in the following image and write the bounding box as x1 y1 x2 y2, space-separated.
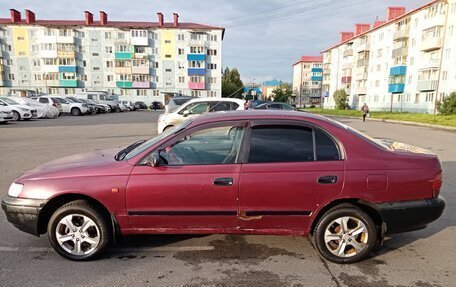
0 112 455 287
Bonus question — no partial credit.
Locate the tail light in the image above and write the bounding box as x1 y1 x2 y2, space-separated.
432 171 443 198
52 103 57 107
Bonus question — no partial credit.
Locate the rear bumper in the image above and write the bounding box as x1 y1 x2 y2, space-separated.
1 196 47 236
373 197 445 234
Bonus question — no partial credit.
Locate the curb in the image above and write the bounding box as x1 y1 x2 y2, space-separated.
312 114 456 131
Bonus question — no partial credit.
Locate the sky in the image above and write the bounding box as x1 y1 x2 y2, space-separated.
1 0 429 84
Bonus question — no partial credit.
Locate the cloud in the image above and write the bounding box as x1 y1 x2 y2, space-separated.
1 0 429 84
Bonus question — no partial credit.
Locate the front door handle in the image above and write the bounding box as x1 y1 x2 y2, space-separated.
318 175 338 185
214 177 233 186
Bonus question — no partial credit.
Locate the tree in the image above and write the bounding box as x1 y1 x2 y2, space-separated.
437 92 456 115
333 89 349 110
272 83 293 103
222 67 244 98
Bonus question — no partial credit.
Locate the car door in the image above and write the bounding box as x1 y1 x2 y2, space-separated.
126 121 247 231
239 121 344 231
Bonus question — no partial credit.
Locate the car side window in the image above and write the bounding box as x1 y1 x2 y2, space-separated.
210 101 231 112
179 102 209 115
315 129 340 161
39 98 49 104
248 125 314 163
269 104 282 109
160 125 244 166
231 102 239 110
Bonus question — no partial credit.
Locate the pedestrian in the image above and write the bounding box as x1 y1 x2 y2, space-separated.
153 101 158 111
361 103 369 122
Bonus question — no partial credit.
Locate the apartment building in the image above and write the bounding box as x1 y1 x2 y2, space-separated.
292 56 323 107
0 9 224 104
262 79 281 100
321 0 456 113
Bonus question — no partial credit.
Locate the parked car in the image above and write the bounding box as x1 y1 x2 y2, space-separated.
2 111 445 262
245 99 266 110
252 102 297 111
134 101 148 110
9 97 59 119
165 96 195 113
50 96 89 116
65 97 97 115
119 101 136 111
32 96 63 116
79 99 109 114
149 101 164 111
116 101 129 112
157 97 246 133
75 92 119 112
0 105 14 124
0 97 37 121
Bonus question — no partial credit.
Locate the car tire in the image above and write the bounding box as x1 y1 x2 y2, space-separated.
47 200 111 261
71 108 81 116
12 111 20 121
312 204 377 264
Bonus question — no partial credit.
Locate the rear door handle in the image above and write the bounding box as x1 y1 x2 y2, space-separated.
318 175 338 185
214 177 233 186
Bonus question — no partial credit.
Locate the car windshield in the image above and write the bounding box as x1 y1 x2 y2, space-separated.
1 98 20 105
123 119 193 161
54 97 69 104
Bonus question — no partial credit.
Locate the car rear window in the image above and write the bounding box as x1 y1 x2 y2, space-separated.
174 99 191 106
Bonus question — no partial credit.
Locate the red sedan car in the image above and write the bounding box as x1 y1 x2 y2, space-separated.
2 111 445 263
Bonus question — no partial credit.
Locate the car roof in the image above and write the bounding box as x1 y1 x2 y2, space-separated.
185 97 245 104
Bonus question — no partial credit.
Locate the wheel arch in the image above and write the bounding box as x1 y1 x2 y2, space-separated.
309 198 384 236
38 194 116 236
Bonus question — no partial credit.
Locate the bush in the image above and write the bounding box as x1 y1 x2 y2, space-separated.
437 92 456 115
333 89 349 110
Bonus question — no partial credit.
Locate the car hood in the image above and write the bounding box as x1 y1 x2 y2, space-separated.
19 148 131 180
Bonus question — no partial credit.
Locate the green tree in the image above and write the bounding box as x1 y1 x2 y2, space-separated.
272 83 293 103
437 92 456 115
222 67 244 98
333 89 349 110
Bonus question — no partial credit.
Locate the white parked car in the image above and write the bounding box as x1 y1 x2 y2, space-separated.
32 96 63 116
157 98 246 133
116 101 129 112
38 96 89 116
0 97 37 121
119 101 136 111
0 105 14 123
9 97 59 119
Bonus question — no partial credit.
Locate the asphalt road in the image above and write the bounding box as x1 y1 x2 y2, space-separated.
0 111 454 287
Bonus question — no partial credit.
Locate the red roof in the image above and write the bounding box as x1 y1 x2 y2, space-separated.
321 0 439 53
292 56 323 66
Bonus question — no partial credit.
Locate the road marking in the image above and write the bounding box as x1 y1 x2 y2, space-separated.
0 246 214 253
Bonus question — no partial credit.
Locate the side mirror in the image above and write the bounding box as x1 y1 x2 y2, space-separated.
146 152 160 167
182 110 190 117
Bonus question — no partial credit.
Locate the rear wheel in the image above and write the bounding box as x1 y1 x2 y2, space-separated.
12 111 20 121
47 200 111 261
313 204 377 264
71 108 81 116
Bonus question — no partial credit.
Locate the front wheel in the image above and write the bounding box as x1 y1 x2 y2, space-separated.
47 200 111 261
12 111 20 121
312 204 377 264
71 108 81 116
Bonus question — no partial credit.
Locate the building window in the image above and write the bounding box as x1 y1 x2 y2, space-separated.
107 75 113 82
165 54 171 58
6 44 12 51
165 69 172 72
209 77 217 84
178 76 185 83
8 74 15 80
190 47 204 54
152 62 159 69
105 32 112 39
165 40 171 44
442 71 448 80
92 53 99 57
209 35 217 41
62 72 76 80
105 46 113 53
207 63 217 70
178 48 185 55
117 32 125 40
93 67 100 71
106 61 113 68
136 89 147 96
207 49 217 56
178 34 185 41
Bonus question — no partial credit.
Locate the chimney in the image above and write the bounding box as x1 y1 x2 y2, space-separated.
173 13 179 28
99 11 108 26
355 24 370 36
25 9 35 24
157 12 164 27
374 20 385 28
84 11 93 25
340 32 354 42
10 9 21 23
387 7 406 21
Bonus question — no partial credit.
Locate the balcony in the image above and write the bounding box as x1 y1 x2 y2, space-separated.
132 81 150 88
39 50 58 58
342 62 353 70
390 65 407 76
188 68 206 76
187 54 206 61
42 65 59 73
59 79 77 87
356 71 368 80
421 37 443 52
134 52 149 59
116 81 133 88
131 37 148 46
131 66 149 74
0 80 3 87
341 76 352 84
56 36 75 44
356 58 369 67
46 80 60 87
115 52 132 60
392 47 408 58
356 87 367 95
188 39 207 47
422 16 445 30
58 66 77 73
417 80 438 91
357 42 370 52
311 76 323 82
310 93 321 98
393 29 410 41
115 67 132 74
188 82 205 90
343 49 353 57
38 35 57 43
311 68 323 73
388 83 405 93
57 51 76 58
420 58 440 70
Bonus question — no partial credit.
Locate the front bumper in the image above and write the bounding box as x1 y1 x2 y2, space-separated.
1 196 48 236
373 196 445 234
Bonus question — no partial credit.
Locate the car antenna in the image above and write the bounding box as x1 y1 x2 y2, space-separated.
209 78 255 112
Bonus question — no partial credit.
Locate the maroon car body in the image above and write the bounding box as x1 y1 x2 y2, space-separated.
2 111 445 263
